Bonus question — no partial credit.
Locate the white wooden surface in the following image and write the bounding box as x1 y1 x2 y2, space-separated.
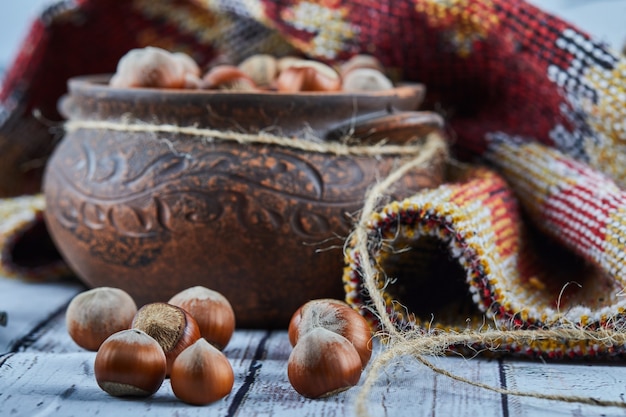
2 275 626 417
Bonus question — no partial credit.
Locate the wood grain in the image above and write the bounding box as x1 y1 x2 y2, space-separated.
0 277 84 354
503 359 626 417
2 275 626 416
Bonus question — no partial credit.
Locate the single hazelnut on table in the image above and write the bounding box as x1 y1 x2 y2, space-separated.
94 329 167 397
170 338 235 405
288 298 372 368
66 287 137 351
168 286 236 350
131 302 201 375
287 327 362 399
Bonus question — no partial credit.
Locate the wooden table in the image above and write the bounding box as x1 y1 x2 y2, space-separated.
2 275 626 417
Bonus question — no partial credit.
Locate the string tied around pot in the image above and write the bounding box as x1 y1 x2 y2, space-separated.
63 118 441 158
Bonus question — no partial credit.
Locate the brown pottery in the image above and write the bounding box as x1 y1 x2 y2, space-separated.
43 75 447 327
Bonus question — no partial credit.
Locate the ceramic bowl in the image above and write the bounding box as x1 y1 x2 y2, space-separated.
43 75 447 327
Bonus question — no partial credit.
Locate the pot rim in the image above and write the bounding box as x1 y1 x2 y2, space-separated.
67 74 426 102
61 74 431 140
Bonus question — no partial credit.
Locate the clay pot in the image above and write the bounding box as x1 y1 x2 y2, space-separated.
43 75 447 328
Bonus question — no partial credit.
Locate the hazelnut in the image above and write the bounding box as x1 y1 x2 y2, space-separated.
66 287 137 351
287 327 362 398
201 65 258 91
276 60 341 92
341 68 394 92
288 298 372 368
109 46 189 89
238 54 278 88
276 56 306 72
172 52 203 89
172 51 201 78
94 329 166 397
338 54 385 78
170 338 234 405
131 302 201 375
168 286 235 350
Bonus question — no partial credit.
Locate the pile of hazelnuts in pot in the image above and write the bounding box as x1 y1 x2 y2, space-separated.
66 287 373 403
109 46 394 93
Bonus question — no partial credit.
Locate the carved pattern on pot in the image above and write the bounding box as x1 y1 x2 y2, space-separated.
46 133 368 267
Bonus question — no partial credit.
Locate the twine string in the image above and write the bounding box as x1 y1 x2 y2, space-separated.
355 328 626 416
64 119 434 157
349 133 448 340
